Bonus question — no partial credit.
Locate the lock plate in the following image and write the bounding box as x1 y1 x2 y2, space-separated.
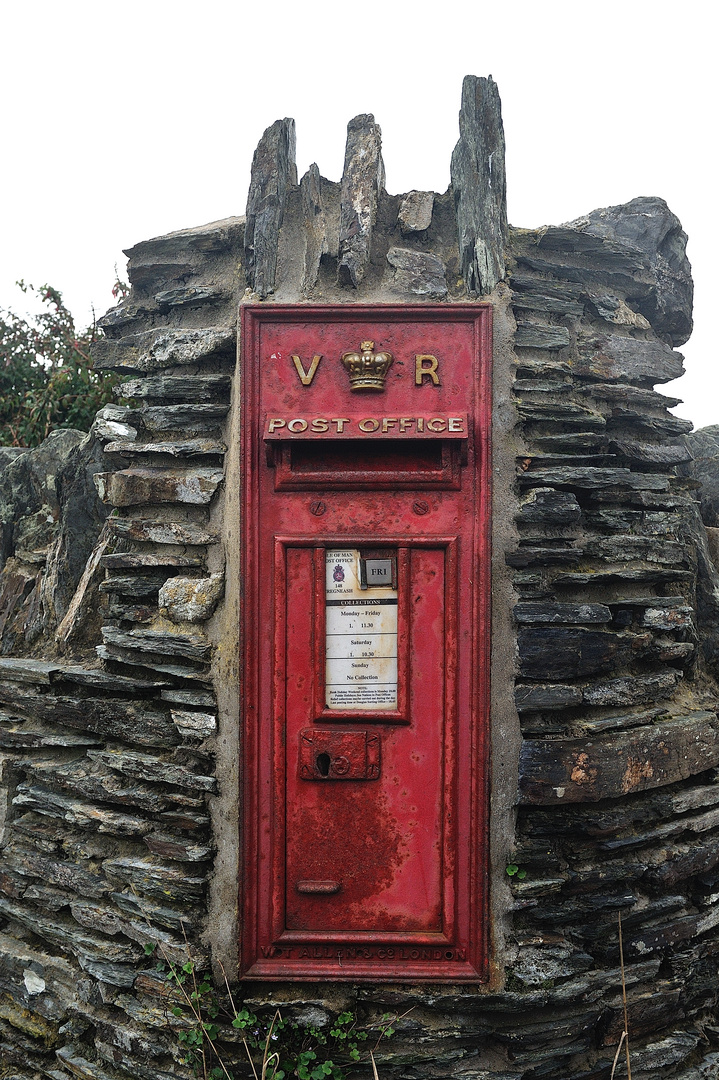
299 730 380 780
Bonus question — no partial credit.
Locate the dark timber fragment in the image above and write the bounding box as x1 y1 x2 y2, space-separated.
244 118 297 298
451 75 507 295
518 627 631 680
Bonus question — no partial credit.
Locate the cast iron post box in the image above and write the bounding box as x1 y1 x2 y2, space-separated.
240 304 492 980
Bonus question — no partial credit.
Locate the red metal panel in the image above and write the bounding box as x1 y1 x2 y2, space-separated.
240 305 492 981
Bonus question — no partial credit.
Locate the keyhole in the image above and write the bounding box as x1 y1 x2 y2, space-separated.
316 753 331 777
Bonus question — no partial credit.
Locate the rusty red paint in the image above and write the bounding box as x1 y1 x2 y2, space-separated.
240 305 492 981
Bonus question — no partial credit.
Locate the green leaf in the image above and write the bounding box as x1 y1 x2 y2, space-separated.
506 864 519 876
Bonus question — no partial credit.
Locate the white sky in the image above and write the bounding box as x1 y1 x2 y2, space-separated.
1 0 715 427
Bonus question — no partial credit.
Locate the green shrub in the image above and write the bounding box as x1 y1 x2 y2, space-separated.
0 282 119 447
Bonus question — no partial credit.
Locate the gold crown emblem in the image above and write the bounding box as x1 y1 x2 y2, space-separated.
340 341 393 391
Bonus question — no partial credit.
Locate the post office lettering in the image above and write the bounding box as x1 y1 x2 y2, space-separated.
265 415 465 436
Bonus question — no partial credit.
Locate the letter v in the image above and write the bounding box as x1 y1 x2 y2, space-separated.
292 354 322 385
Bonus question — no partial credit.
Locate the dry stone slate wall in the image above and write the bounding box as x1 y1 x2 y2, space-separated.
1 75 719 1080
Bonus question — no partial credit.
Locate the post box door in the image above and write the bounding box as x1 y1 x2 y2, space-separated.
240 305 491 981
283 544 452 935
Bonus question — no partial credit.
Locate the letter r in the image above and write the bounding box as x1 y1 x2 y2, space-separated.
415 354 440 385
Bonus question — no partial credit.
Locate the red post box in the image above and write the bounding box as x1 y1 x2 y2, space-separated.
240 304 492 981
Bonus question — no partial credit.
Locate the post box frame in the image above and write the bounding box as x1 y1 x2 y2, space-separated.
240 304 492 981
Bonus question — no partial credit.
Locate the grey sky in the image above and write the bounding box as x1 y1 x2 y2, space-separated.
1 0 714 425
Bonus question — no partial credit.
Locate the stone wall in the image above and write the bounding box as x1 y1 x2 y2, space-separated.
1 75 719 1080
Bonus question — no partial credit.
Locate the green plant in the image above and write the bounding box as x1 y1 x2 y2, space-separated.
154 947 399 1080
506 863 527 880
0 281 118 447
